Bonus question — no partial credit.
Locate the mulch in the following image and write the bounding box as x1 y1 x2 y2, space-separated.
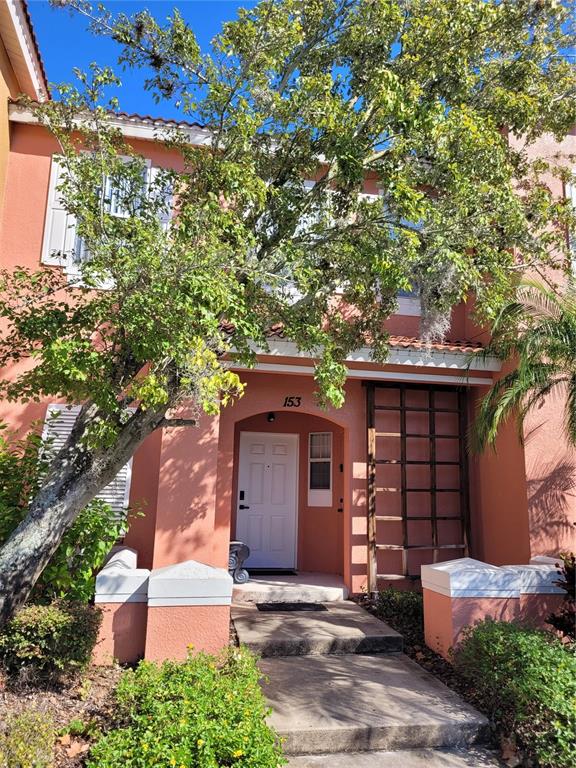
0 664 123 767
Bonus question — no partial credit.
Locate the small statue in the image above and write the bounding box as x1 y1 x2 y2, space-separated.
229 541 250 584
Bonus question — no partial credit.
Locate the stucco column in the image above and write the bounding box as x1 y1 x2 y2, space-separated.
339 380 368 594
93 547 149 665
152 412 226 569
421 558 521 660
145 560 232 661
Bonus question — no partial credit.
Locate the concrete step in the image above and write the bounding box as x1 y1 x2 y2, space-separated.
288 747 502 767
233 601 403 657
233 573 348 604
260 653 488 755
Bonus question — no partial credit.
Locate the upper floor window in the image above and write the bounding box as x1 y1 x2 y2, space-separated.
41 155 172 281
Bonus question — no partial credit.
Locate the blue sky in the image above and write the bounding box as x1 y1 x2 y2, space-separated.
27 0 256 119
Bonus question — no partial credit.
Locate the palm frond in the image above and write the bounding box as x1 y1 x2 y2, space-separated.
471 280 576 452
564 374 576 446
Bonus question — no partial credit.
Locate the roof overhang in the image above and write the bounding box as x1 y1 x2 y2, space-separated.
9 101 211 144
251 339 500 372
231 339 500 387
0 1 48 101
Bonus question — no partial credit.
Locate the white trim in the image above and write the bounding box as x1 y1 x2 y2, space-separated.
308 431 332 507
148 596 232 607
95 548 150 605
95 592 149 604
252 339 500 372
237 361 493 386
9 102 210 145
147 560 233 605
4 1 48 101
501 565 566 595
421 558 521 599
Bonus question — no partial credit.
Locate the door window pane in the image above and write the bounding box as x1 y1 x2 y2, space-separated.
310 461 331 490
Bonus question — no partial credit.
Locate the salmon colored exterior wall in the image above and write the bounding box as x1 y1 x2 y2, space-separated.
0 37 18 215
423 589 520 661
93 603 148 665
145 605 230 661
423 588 566 661
0 118 575 618
468 385 532 566
214 372 368 592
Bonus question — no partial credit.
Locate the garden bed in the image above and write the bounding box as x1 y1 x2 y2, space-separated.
0 663 122 767
358 588 576 768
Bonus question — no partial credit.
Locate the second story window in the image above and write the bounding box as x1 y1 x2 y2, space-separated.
41 155 171 281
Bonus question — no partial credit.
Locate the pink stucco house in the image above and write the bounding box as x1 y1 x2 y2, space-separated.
0 1 574 662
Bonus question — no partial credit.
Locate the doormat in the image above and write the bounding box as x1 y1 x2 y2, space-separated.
256 602 328 612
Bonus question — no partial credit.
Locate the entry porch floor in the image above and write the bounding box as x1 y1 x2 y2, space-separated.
232 572 348 604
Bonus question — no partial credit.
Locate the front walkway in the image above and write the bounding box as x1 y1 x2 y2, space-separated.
232 598 501 765
232 572 348 604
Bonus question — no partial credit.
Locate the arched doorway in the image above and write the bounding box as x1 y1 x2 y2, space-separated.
232 411 345 576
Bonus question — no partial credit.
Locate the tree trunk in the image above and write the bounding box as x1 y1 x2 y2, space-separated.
0 404 168 626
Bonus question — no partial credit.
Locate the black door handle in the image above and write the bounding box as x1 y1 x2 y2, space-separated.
239 504 250 509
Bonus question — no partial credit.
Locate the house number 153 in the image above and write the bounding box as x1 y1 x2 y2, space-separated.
283 396 302 407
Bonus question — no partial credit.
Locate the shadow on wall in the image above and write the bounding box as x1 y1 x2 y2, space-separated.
526 457 576 553
152 416 221 567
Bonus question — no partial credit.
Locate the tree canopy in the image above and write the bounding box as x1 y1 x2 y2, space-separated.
0 0 574 620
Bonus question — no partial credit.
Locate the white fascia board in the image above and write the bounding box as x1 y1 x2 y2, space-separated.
235 361 493 386
251 339 501 372
148 596 232 607
8 103 211 145
5 0 48 101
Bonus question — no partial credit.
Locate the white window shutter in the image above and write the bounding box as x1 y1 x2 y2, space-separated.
41 157 77 267
148 165 173 230
42 404 132 520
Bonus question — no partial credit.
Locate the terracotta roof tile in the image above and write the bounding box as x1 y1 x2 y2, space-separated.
387 336 484 354
111 110 204 130
220 323 483 354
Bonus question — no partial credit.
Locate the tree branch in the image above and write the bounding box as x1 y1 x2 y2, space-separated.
161 417 197 428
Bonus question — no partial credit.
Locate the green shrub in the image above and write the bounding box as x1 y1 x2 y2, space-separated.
0 601 101 680
88 646 284 768
547 552 575 643
62 718 101 740
374 587 424 643
37 498 127 603
454 619 576 768
0 422 126 603
0 709 55 767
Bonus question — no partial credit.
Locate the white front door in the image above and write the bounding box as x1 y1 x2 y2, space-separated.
237 432 298 569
